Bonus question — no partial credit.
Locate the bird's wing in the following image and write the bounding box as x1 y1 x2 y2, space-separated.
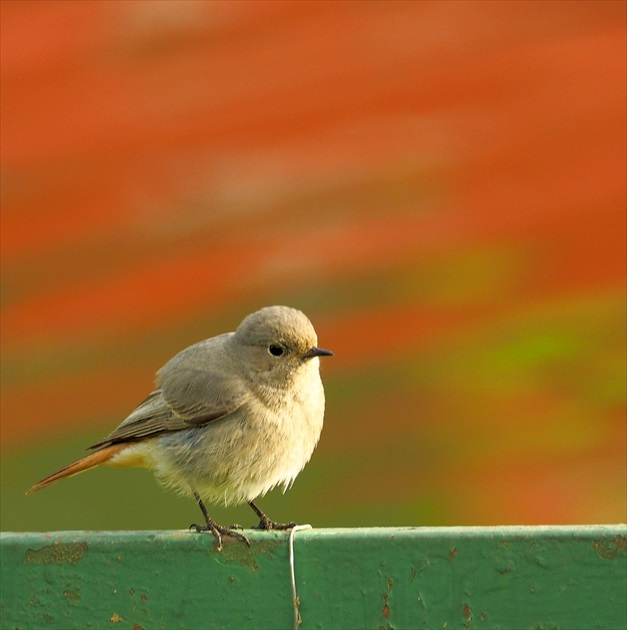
89 337 248 450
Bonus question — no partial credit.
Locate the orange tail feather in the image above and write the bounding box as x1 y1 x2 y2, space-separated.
26 443 127 494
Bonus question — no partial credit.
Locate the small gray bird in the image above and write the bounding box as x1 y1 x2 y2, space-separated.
28 306 333 550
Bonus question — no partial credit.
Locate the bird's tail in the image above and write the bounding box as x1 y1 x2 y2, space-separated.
26 443 127 494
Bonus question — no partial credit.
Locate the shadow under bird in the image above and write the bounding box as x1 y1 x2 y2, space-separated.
28 305 333 550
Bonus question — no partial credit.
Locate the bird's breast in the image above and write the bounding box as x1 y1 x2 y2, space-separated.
149 365 326 505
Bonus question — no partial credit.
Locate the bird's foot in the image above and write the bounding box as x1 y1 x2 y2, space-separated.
248 500 296 530
190 520 250 552
191 490 250 551
251 514 297 531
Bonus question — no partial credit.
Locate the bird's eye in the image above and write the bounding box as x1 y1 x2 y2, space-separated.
268 344 285 357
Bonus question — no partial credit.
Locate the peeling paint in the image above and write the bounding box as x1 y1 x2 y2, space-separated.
592 536 627 560
23 542 88 566
463 602 472 630
62 590 80 602
382 591 391 621
214 537 283 571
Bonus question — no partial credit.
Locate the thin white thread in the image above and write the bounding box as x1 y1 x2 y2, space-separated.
289 524 312 630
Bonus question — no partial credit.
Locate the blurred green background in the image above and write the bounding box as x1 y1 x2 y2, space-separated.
1 0 625 532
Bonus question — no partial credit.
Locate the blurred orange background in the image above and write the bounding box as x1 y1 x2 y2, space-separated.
1 0 625 531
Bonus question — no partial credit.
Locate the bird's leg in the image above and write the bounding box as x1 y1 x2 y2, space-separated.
190 491 250 551
249 500 296 530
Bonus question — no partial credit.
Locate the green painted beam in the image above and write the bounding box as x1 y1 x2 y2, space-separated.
1 526 625 630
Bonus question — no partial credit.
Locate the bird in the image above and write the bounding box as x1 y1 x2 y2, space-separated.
27 305 333 550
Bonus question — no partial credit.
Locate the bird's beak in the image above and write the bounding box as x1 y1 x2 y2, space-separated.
304 346 334 359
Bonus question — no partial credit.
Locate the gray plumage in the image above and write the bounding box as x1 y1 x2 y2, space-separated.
29 305 333 550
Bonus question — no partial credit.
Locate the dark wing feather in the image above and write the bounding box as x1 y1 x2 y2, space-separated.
88 390 185 449
89 337 248 450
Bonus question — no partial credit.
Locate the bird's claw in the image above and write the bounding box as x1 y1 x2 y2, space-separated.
252 518 297 531
190 522 250 551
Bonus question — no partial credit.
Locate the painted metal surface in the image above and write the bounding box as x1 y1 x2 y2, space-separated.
1 526 625 629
